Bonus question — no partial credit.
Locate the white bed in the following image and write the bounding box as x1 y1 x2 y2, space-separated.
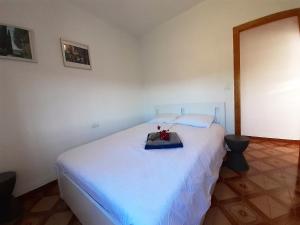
56 103 226 225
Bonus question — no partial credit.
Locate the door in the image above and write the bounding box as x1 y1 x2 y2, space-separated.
240 16 300 140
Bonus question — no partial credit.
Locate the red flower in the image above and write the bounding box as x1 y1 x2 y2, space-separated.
159 130 170 141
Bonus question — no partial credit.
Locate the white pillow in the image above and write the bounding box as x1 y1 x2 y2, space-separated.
148 113 179 124
175 114 215 128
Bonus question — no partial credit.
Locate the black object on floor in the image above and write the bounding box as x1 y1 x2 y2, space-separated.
224 135 250 171
0 172 22 224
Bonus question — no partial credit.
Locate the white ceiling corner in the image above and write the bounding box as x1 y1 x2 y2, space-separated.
70 0 205 37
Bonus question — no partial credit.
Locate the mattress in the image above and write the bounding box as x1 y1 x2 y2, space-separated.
56 123 226 225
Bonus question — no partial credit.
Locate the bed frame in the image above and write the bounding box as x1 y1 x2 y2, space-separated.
58 102 226 225
58 171 120 225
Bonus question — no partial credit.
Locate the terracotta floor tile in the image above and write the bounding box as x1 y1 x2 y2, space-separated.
220 167 240 179
203 207 232 225
223 201 264 224
274 146 297 153
44 211 73 225
263 148 284 156
19 216 44 225
228 179 262 196
248 174 281 190
246 150 269 159
268 171 298 186
239 166 260 176
281 155 299 164
249 195 290 219
20 197 40 211
274 217 300 225
250 139 264 144
244 153 256 161
249 161 275 172
284 167 300 177
262 142 277 148
291 151 299 158
286 143 300 148
264 158 290 168
213 183 238 201
248 143 265 150
54 199 69 211
271 188 300 207
289 183 300 195
286 145 297 151
270 141 289 146
31 195 59 212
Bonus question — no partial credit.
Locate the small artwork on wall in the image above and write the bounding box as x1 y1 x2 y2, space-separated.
60 39 91 70
0 24 36 62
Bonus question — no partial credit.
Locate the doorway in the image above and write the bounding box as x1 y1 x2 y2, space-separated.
233 8 300 140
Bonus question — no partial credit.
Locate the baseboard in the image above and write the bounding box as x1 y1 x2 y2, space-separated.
248 136 299 144
17 180 58 199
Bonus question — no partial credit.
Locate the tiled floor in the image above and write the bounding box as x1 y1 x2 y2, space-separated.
205 139 300 225
4 181 81 225
4 139 300 225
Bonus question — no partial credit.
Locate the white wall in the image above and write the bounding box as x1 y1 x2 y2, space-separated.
240 17 300 140
140 0 300 133
0 0 144 196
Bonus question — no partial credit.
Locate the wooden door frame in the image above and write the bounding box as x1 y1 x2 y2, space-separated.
233 8 300 135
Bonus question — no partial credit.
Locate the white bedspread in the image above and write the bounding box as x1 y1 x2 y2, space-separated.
57 123 225 225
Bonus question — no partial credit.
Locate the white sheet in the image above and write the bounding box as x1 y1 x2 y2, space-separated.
57 123 225 225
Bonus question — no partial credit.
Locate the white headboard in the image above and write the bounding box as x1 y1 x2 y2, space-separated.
155 102 226 129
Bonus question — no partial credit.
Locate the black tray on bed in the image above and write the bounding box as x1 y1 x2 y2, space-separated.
145 132 183 150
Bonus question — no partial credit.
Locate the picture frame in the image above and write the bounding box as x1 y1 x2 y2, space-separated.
0 23 37 62
60 39 92 70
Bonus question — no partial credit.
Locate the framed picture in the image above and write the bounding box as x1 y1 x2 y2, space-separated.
0 24 36 62
60 39 91 70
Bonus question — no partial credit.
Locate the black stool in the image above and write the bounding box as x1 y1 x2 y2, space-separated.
224 135 250 171
0 172 21 223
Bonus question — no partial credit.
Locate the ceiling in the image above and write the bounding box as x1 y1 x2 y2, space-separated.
70 0 205 37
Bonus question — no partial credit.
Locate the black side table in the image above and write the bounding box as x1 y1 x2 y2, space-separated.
0 172 22 223
224 135 250 171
